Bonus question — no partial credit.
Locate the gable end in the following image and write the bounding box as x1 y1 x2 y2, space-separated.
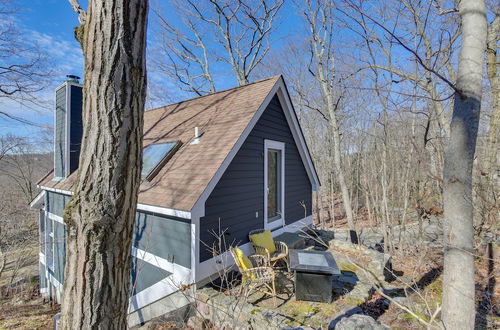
191 77 320 218
198 94 313 262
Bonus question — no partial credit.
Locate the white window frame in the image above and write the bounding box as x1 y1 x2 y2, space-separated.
264 139 285 230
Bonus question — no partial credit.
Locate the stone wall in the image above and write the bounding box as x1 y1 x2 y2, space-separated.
193 287 292 329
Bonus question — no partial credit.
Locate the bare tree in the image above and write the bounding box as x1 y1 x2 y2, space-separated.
60 0 148 328
484 0 500 182
302 0 358 241
442 0 487 328
0 0 52 116
0 136 49 202
152 0 283 96
338 0 461 182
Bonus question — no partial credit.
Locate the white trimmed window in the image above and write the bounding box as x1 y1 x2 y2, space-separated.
264 140 285 230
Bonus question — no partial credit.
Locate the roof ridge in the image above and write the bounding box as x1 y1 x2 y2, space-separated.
146 75 281 112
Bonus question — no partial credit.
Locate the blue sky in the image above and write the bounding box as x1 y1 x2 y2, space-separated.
0 0 84 136
0 0 305 137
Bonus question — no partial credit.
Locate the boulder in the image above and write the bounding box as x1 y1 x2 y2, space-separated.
333 314 388 330
360 233 384 250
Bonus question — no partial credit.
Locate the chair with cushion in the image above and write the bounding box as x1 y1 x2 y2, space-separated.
248 229 289 272
230 247 277 305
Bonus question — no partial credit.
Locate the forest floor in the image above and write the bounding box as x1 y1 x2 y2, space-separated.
0 244 39 288
0 243 59 330
0 297 59 330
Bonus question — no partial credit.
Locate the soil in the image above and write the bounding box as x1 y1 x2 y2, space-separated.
0 297 59 329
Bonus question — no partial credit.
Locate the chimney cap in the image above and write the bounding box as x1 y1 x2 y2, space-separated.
66 75 80 83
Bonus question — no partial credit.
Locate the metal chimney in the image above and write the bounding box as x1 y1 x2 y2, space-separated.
191 126 201 145
53 76 83 180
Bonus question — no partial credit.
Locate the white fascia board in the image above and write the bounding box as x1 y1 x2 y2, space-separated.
191 77 320 218
37 185 74 196
37 185 191 219
275 79 320 190
136 203 191 219
29 191 46 209
194 215 313 283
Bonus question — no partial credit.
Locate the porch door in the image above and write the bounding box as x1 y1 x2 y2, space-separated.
264 140 284 230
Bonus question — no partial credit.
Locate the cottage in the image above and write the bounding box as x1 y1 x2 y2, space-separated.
30 75 320 325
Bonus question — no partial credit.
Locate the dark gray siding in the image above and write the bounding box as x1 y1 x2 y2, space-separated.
69 85 83 173
45 214 53 272
130 258 172 295
54 86 66 178
39 210 45 251
39 262 47 290
199 95 312 261
133 212 191 269
42 191 191 292
46 192 70 217
52 221 66 283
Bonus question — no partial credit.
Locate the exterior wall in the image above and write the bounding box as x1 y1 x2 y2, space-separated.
46 192 70 217
39 192 192 313
131 259 172 296
38 209 48 294
51 221 66 283
129 211 192 313
199 95 312 262
133 212 191 269
42 192 67 299
39 262 47 293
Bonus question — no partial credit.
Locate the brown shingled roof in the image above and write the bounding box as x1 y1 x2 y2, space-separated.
38 76 281 211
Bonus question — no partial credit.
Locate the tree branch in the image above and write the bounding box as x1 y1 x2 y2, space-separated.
68 0 86 24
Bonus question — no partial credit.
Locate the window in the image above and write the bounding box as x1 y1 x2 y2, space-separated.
267 149 281 219
264 140 285 230
46 217 53 271
142 141 181 180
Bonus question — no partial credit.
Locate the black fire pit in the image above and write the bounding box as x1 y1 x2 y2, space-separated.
289 249 340 303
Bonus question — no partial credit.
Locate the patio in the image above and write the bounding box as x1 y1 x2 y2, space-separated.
243 250 369 327
193 231 386 329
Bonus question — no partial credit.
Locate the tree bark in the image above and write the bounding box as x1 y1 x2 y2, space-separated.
328 112 357 241
485 4 500 182
442 0 487 328
61 0 148 328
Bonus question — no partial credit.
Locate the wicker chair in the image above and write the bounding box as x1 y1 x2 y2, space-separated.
248 229 290 272
229 248 277 305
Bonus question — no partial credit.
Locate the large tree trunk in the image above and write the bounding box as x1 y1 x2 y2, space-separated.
442 0 487 328
328 112 357 242
485 6 500 183
60 0 148 328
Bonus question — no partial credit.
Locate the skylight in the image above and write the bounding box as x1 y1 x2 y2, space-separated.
141 141 181 180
